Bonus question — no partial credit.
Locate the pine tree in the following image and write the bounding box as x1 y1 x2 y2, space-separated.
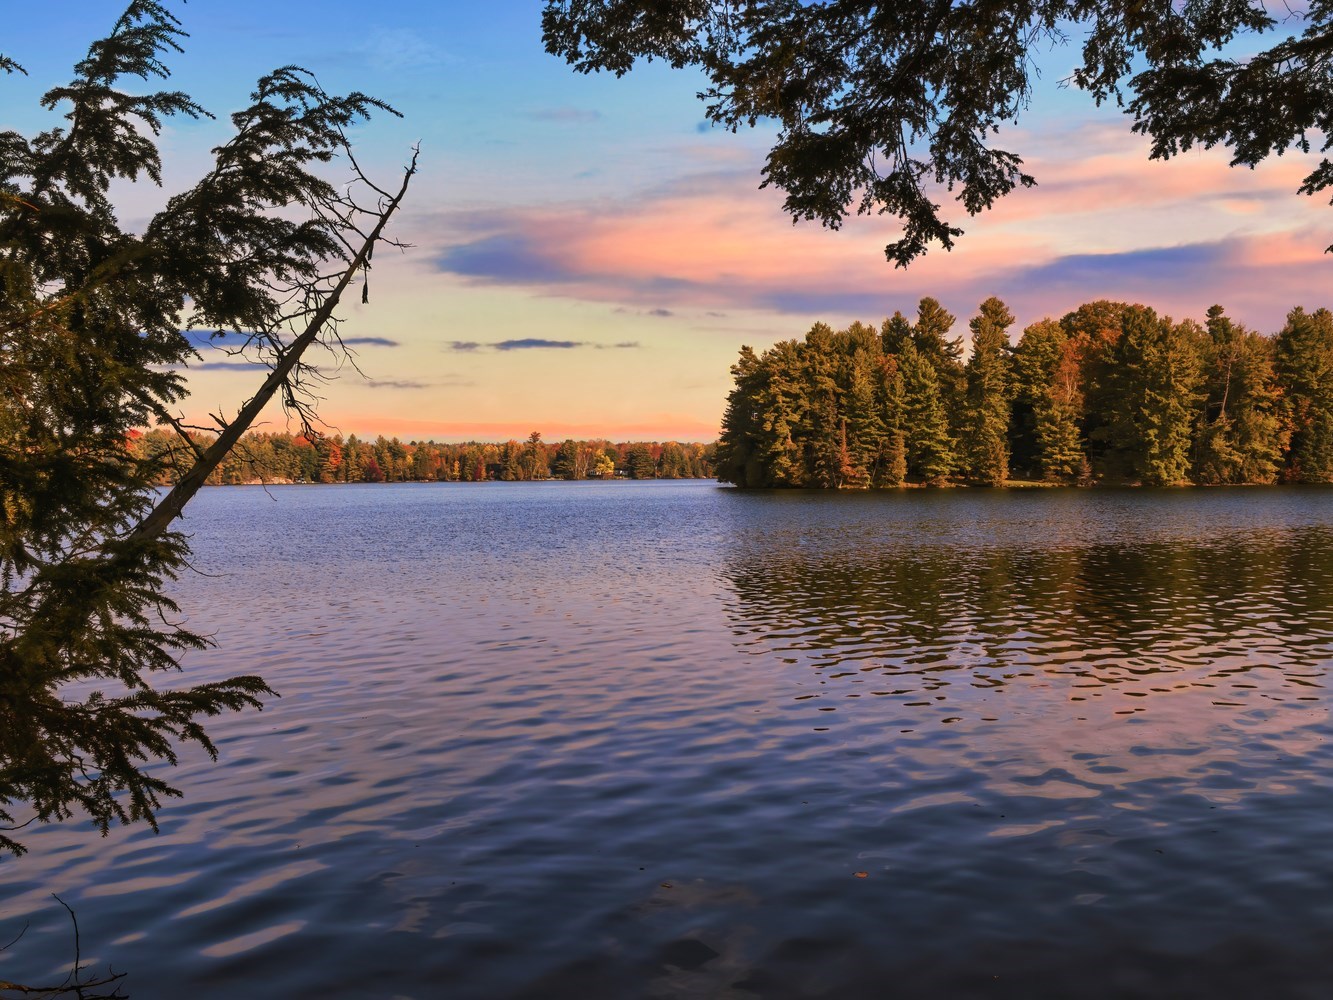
900 342 957 484
716 346 762 486
1034 395 1088 482
844 348 885 485
800 323 847 488
1103 308 1205 485
1012 318 1091 482
1 3 410 855
755 340 808 487
880 311 913 355
877 355 909 487
1194 305 1285 484
1010 318 1067 477
962 297 1014 484
912 298 965 392
1276 307 1333 483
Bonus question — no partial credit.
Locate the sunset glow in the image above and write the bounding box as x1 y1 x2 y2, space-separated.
5 2 1329 442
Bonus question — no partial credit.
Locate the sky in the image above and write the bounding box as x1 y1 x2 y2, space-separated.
4 2 1330 442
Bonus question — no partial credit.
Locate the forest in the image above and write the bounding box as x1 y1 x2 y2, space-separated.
717 299 1333 488
130 430 715 485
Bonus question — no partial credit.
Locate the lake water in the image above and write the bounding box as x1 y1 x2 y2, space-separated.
5 482 1333 997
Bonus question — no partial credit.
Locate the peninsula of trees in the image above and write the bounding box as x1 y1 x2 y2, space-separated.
717 299 1333 489
131 430 716 485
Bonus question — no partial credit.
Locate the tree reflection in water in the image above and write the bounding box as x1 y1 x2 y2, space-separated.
720 494 1333 803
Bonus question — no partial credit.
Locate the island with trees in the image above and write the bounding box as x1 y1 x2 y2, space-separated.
717 298 1333 489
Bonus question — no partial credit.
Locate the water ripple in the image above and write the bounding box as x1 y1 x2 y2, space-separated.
4 484 1333 997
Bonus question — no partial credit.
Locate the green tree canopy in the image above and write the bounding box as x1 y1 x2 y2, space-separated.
716 295 1326 490
543 0 1333 264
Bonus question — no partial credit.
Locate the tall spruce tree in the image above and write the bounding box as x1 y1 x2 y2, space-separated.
801 323 847 487
900 341 957 484
760 339 809 487
716 345 764 487
1194 305 1285 484
1276 307 1333 483
877 354 909 487
0 2 411 855
1103 308 1205 485
912 298 965 389
1013 318 1066 480
963 297 1015 485
880 311 913 356
845 348 885 486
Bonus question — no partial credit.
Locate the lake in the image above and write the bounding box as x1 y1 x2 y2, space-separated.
5 481 1333 998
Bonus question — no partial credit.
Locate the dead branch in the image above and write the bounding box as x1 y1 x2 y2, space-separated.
129 146 418 543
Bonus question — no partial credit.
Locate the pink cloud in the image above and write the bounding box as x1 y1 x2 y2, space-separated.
433 126 1331 334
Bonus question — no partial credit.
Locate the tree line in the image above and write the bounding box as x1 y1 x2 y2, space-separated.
717 298 1333 488
131 429 716 485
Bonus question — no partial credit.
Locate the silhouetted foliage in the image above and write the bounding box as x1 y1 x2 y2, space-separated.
1 2 410 856
544 1 1333 263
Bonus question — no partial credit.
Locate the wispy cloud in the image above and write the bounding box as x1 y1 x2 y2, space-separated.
496 338 583 351
341 336 401 348
363 374 475 390
524 107 602 124
184 360 265 372
359 28 448 72
443 338 641 352
365 378 430 390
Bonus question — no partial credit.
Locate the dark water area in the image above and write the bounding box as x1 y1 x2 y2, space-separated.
5 482 1333 998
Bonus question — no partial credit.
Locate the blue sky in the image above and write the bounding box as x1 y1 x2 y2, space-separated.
4 2 1328 441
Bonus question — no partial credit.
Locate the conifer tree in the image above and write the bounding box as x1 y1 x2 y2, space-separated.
963 297 1015 485
1194 305 1285 484
1033 395 1089 482
758 340 809 487
1276 307 1333 483
802 323 847 488
1010 318 1067 478
899 342 957 484
1103 308 1205 485
552 439 581 480
880 311 913 356
845 348 885 485
877 355 909 487
912 297 965 389
1 3 412 855
1013 318 1090 482
716 345 765 487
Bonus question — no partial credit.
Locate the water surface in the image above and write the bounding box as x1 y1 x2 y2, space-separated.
5 483 1333 997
